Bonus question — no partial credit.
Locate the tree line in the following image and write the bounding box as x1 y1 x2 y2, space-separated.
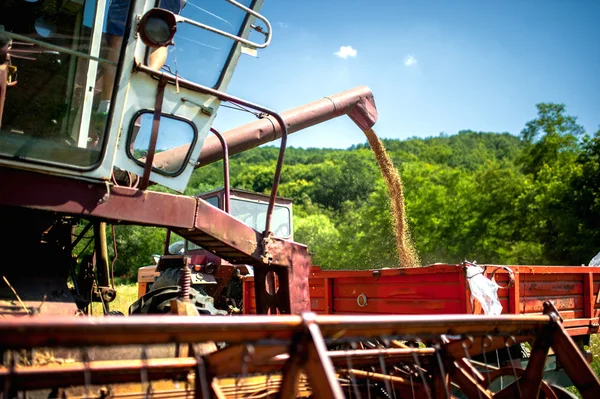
111 103 600 280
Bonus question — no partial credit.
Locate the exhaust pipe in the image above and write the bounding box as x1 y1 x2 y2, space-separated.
150 86 377 170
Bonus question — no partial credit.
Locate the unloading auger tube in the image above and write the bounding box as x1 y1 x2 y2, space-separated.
150 85 378 171
0 302 599 399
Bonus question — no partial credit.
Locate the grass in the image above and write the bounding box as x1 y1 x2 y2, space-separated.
91 284 138 316
567 334 600 397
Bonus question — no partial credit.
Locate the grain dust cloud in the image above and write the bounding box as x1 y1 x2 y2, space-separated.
364 128 420 268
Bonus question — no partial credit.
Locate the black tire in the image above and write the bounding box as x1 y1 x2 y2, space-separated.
107 310 124 316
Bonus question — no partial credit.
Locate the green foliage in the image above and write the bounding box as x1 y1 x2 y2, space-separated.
520 103 584 176
109 104 599 275
113 225 166 281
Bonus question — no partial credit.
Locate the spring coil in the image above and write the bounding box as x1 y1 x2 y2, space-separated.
178 266 191 300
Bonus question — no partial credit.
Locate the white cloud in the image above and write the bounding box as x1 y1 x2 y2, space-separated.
334 45 357 59
278 21 289 29
404 54 417 66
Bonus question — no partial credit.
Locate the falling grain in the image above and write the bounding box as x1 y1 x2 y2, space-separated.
363 128 420 268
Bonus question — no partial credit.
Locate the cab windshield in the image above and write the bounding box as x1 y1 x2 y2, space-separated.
162 0 254 87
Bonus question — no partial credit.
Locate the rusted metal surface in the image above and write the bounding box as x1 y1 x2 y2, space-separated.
0 167 198 229
0 167 312 311
251 236 311 314
0 305 597 398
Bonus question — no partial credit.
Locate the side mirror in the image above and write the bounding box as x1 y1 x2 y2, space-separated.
137 8 178 48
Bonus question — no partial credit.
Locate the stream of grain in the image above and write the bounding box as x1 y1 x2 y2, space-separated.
364 128 420 268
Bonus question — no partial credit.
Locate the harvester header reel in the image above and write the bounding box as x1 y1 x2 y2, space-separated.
0 302 598 399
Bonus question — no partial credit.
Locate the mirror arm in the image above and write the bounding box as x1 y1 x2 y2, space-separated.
140 76 168 190
135 64 287 240
175 0 272 49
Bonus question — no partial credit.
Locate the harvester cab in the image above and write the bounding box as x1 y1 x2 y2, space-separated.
136 187 293 314
0 0 268 191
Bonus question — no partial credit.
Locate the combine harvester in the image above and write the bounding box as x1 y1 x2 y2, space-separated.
1 0 599 398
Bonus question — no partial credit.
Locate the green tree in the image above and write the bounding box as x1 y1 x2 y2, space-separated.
520 103 584 176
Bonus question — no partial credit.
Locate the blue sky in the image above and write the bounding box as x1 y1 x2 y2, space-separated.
210 0 600 149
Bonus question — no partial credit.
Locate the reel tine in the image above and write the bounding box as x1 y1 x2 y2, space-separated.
505 336 522 398
481 335 493 389
409 341 432 399
345 342 362 399
433 343 451 399
461 336 482 399
495 348 504 390
381 339 398 399
82 349 92 399
242 344 253 395
377 343 393 397
3 350 16 399
140 347 152 399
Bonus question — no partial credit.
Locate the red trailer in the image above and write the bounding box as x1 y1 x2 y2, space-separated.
243 263 600 338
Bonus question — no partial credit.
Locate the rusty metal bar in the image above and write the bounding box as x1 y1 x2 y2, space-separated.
139 76 168 190
314 314 552 339
0 358 197 390
303 316 345 399
94 221 110 288
519 328 551 398
209 127 230 214
338 368 419 387
0 315 303 348
0 167 198 229
0 314 554 349
451 360 493 399
551 321 600 399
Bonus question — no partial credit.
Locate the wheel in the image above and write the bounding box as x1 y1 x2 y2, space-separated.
107 310 124 316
